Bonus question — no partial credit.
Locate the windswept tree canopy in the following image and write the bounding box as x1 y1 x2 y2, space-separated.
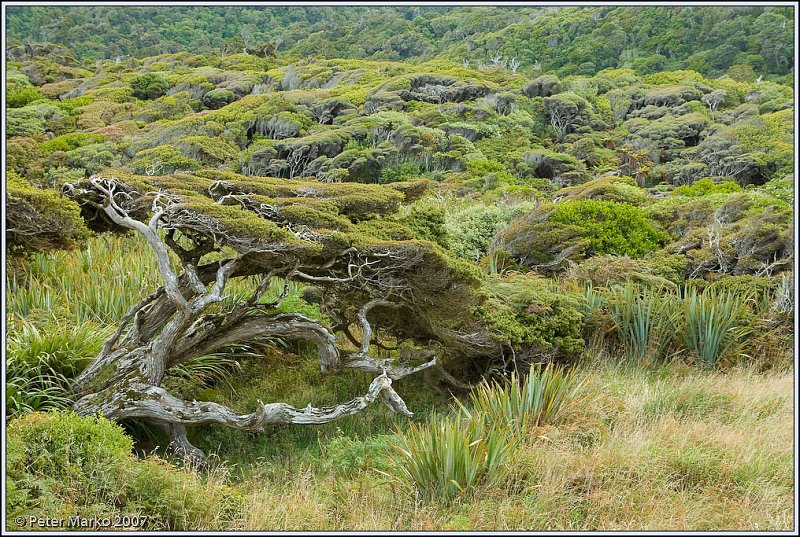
60 171 499 466
65 170 496 356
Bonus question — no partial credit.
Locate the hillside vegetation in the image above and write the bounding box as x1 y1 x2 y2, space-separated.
4 5 795 532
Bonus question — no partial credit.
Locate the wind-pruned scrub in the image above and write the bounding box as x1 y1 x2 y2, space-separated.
3 5 794 531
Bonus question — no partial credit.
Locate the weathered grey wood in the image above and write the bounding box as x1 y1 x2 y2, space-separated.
70 176 432 468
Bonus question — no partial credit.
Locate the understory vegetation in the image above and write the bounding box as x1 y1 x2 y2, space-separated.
4 4 794 532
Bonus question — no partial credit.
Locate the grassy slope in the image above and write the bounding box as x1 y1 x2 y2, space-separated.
188 359 793 531
6 234 794 531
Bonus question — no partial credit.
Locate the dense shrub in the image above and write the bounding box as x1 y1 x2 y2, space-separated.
6 171 90 256
130 145 202 174
565 254 684 288
557 175 648 205
129 73 171 100
203 88 237 109
7 72 45 108
550 200 666 258
673 178 742 197
478 274 586 358
6 412 244 530
398 204 450 248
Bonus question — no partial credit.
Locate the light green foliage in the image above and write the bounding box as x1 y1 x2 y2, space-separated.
136 92 197 122
6 136 45 179
7 103 73 138
397 204 450 248
130 145 202 174
673 179 742 197
550 200 666 258
648 191 791 276
725 108 793 176
6 70 45 108
444 204 511 261
315 434 395 476
203 88 237 109
566 254 686 288
643 70 706 86
43 166 87 189
379 162 422 183
40 132 106 155
7 234 160 325
757 176 793 206
174 136 240 164
66 142 118 174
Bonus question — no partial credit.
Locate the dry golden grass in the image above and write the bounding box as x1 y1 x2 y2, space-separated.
226 361 794 531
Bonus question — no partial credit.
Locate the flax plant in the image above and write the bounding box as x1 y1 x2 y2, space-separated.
609 283 678 363
392 412 516 503
678 287 754 368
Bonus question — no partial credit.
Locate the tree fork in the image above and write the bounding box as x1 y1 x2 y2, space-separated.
69 176 437 468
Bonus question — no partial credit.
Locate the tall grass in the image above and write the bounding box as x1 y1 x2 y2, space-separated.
7 233 160 325
678 287 754 368
5 320 112 418
5 234 255 417
609 284 677 363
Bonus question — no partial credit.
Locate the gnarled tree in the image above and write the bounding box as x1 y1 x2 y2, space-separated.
63 169 498 467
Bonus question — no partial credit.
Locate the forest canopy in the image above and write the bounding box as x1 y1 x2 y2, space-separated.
6 5 795 81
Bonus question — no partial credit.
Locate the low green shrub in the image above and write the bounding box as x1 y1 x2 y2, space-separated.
130 73 171 100
549 199 666 258
673 178 742 197
479 274 586 358
6 412 244 530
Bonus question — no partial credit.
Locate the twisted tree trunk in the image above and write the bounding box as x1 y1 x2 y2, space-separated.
71 178 436 468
